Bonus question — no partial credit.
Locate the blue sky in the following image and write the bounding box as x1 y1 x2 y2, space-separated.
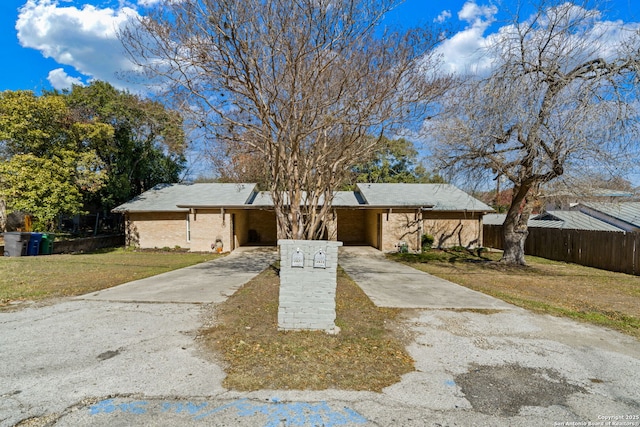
2 0 638 94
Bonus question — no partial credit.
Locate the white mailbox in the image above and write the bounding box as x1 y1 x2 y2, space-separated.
291 248 305 268
313 249 327 268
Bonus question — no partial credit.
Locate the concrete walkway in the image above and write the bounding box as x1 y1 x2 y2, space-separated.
79 247 278 304
338 246 513 310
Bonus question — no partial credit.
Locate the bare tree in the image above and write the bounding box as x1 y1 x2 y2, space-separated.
211 137 271 188
431 0 640 265
120 0 450 239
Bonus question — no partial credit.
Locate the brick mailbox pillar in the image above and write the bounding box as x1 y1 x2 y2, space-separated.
277 239 343 333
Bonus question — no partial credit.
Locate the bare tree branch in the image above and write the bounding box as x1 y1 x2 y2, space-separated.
430 0 640 264
120 0 451 239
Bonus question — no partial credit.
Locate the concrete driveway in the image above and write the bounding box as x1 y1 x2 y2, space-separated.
339 246 513 309
79 247 278 303
1 246 639 426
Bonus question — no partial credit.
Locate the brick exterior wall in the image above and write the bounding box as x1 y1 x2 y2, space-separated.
336 209 367 244
126 212 188 249
126 209 483 253
378 210 483 252
188 209 233 252
423 219 481 249
364 210 380 248
126 210 234 252
245 210 278 245
380 210 421 252
277 239 342 332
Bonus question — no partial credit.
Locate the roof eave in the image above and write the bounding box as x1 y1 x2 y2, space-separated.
112 209 189 213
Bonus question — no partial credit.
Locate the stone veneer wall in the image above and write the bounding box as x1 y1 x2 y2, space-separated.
277 239 343 333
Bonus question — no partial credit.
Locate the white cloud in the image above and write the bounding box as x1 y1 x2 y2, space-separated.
434 10 451 24
435 1 640 77
16 0 141 91
458 1 498 24
435 1 498 75
47 68 84 90
136 0 164 6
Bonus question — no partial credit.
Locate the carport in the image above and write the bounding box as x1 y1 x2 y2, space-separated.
232 209 278 247
335 208 381 249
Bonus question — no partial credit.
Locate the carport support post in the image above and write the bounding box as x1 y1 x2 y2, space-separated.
277 239 343 333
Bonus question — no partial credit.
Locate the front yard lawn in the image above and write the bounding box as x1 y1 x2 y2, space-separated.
0 248 220 308
390 249 640 338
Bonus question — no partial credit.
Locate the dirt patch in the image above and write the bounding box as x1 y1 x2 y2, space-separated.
455 364 587 416
199 267 414 391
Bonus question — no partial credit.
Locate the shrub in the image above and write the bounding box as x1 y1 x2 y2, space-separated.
421 234 434 252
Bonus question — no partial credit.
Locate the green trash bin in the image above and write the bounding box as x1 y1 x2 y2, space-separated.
40 233 54 255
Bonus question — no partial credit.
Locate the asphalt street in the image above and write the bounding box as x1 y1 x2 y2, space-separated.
1 247 638 427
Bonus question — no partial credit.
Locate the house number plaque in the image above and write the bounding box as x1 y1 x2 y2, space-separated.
313 250 326 268
291 248 304 268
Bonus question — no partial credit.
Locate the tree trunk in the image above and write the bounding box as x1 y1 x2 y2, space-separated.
502 225 528 265
500 184 534 266
0 199 6 232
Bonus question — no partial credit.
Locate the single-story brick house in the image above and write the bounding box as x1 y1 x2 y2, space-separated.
113 183 493 252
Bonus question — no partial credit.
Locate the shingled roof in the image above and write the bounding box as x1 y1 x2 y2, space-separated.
355 183 493 211
112 183 257 212
113 182 492 212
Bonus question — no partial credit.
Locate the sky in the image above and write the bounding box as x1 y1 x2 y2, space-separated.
1 0 638 94
1 0 639 182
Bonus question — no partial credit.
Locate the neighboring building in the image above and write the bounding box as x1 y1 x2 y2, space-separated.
576 202 640 233
541 187 636 211
483 210 626 232
483 208 638 275
113 183 493 252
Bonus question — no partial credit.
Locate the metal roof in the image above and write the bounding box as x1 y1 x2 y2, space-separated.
580 202 640 229
113 183 257 212
483 211 625 232
531 211 625 231
356 183 493 211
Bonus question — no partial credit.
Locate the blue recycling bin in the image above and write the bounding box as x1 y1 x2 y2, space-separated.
27 233 43 256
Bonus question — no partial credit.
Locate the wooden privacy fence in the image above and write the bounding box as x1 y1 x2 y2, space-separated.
483 225 640 275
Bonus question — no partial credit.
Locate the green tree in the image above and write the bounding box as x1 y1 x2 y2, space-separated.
347 137 444 186
0 84 186 230
0 90 108 230
0 154 84 230
64 81 187 209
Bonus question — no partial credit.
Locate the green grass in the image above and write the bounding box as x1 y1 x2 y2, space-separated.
0 248 221 307
389 249 640 338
